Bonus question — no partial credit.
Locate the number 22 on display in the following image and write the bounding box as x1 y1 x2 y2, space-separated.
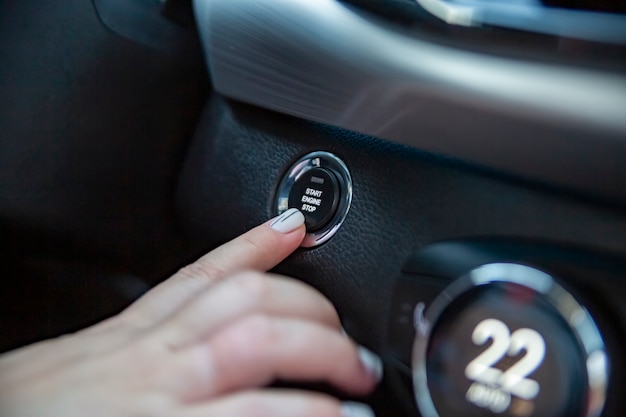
464 319 546 413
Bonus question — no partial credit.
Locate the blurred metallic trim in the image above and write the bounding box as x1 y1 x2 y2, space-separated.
194 0 626 202
414 0 626 44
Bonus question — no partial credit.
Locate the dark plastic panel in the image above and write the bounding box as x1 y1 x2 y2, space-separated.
0 0 209 351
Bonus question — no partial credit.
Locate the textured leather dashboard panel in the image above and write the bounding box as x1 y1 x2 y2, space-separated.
176 97 626 353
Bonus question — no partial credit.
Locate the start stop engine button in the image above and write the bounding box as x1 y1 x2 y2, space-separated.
288 167 340 232
276 152 352 247
413 264 608 417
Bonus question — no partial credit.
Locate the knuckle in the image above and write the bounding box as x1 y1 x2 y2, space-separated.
240 314 277 342
228 314 280 355
116 341 161 381
231 272 269 306
317 296 341 327
177 259 225 282
240 235 263 252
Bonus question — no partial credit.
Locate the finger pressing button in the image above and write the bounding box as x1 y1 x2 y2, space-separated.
288 167 340 232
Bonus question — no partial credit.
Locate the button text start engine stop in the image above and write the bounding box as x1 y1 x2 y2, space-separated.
287 167 340 232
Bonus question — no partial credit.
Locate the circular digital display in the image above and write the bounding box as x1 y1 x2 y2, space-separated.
412 264 608 417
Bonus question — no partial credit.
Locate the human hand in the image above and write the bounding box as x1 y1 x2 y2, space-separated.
0 209 381 417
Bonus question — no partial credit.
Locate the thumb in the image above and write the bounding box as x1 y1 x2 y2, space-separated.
122 209 306 326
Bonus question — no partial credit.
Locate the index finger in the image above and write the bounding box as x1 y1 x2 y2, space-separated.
122 209 306 326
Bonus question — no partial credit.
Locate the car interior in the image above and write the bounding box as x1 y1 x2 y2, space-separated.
1 0 625 416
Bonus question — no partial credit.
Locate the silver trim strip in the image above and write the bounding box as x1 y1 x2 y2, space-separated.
414 0 626 44
194 0 626 201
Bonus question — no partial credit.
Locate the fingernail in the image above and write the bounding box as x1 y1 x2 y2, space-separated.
358 345 384 383
269 208 305 233
341 402 376 417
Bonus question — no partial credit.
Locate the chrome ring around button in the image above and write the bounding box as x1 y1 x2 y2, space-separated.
275 151 352 247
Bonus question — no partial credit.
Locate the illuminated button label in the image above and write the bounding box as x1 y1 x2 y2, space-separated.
306 188 323 197
288 167 340 232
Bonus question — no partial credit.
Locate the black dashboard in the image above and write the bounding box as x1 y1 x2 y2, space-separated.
1 1 625 416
